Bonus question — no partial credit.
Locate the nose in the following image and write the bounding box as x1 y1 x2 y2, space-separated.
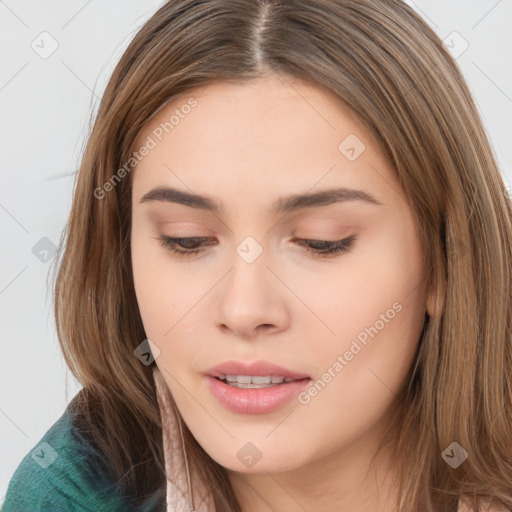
213 251 290 340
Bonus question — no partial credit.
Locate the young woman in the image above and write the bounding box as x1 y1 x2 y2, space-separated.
3 0 512 511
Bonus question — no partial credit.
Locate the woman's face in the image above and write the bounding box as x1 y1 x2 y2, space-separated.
130 75 433 474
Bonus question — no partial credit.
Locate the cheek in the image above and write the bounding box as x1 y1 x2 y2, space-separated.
288 220 424 351
131 224 180 345
294 220 426 415
131 234 167 335
131 226 213 369
297 299 421 435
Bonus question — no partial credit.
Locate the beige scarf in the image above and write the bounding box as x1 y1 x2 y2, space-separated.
153 365 215 512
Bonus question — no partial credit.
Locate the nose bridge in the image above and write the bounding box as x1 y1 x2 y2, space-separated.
234 233 266 266
226 232 271 300
224 210 288 296
213 231 289 336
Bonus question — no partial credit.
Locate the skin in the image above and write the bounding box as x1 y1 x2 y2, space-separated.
130 74 434 511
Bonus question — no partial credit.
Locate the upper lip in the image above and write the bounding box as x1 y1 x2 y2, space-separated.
205 360 310 380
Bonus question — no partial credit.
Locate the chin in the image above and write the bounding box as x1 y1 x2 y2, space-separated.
205 442 308 474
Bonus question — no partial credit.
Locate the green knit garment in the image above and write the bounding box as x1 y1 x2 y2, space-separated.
3 402 165 511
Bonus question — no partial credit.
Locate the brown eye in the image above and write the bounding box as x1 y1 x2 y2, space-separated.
157 236 215 258
293 235 357 258
157 234 357 259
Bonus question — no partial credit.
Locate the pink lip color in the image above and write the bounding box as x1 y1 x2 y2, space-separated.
206 376 311 414
205 360 311 414
205 360 310 380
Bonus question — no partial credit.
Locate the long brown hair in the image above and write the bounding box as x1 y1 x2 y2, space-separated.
52 0 512 510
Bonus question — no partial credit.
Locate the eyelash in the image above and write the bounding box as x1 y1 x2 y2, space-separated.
157 235 357 259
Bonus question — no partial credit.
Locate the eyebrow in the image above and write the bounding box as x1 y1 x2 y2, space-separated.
139 185 383 214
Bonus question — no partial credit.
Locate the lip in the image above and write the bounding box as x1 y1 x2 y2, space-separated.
204 360 311 414
205 360 310 380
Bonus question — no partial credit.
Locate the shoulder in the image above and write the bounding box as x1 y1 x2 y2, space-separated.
2 395 130 512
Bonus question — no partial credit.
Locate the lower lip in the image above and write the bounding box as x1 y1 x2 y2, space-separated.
205 376 311 414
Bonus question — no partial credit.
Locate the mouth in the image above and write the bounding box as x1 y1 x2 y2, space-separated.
206 359 310 381
204 360 311 414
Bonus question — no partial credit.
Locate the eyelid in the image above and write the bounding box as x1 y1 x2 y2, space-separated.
156 233 357 259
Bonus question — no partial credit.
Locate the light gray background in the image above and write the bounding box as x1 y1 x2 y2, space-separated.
1 0 511 504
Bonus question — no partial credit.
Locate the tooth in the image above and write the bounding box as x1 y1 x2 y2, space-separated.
251 376 272 384
230 382 276 389
220 375 297 385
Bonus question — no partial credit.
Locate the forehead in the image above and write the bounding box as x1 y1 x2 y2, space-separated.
130 75 403 213
134 75 364 153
